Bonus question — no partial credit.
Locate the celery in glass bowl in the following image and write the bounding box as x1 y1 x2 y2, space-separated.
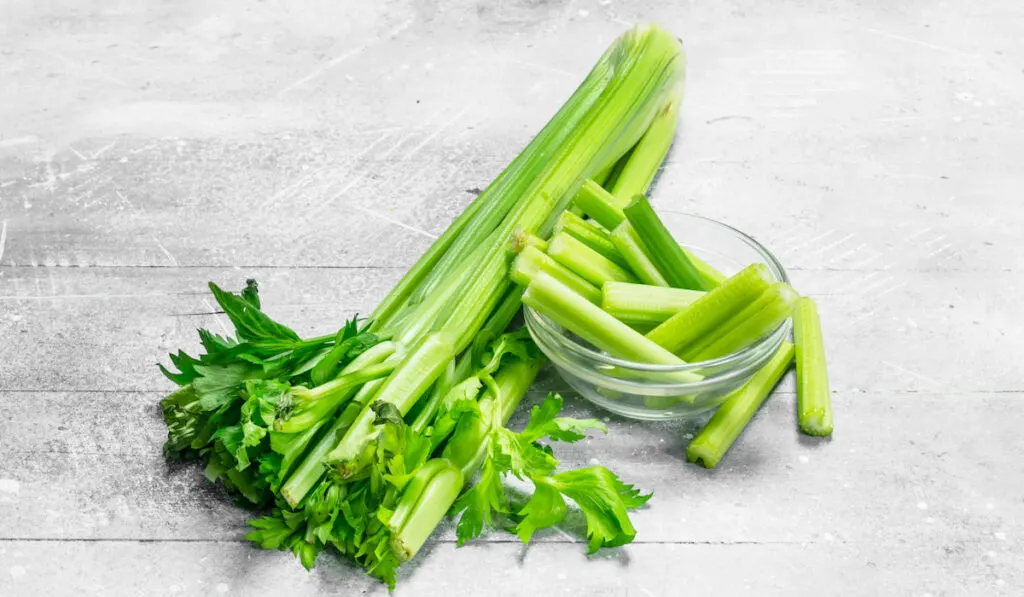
524 212 790 420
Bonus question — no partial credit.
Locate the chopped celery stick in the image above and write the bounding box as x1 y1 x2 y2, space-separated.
523 272 701 383
610 222 669 287
683 248 727 288
554 211 628 268
686 342 795 468
548 232 638 287
511 245 601 304
611 91 681 203
685 282 799 361
573 179 627 230
602 281 703 327
646 263 773 354
622 195 708 290
793 297 833 436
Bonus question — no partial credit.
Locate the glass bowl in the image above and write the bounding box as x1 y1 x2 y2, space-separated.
524 212 790 420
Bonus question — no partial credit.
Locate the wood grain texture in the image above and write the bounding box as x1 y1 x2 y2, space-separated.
1 0 1022 595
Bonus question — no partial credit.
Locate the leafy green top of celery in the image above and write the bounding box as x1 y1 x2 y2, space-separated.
451 393 651 552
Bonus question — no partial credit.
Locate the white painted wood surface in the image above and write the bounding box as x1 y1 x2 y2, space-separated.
1 1 1021 595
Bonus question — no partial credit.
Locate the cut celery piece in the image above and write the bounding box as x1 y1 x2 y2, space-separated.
793 297 833 437
686 341 795 468
646 263 773 354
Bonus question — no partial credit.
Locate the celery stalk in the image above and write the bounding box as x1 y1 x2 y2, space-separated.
574 179 627 230
523 272 700 382
390 462 463 561
685 249 727 288
511 245 602 304
279 378 384 507
602 281 703 327
326 332 455 478
554 211 628 267
684 282 799 362
547 233 638 287
610 91 682 203
646 263 773 354
686 342 795 468
610 222 669 286
623 195 708 290
793 297 832 436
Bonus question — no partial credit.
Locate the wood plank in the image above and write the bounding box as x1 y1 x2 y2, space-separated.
0 266 1019 393
3 390 1021 554
0 539 1019 597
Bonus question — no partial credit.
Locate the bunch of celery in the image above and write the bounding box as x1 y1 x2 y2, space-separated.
159 24 686 587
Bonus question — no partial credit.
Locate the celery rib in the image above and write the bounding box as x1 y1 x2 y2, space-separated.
686 342 795 469
646 263 773 355
554 211 628 268
547 233 638 287
511 245 602 304
683 282 799 362
622 195 708 290
610 222 670 287
601 281 703 326
522 272 700 383
793 297 832 437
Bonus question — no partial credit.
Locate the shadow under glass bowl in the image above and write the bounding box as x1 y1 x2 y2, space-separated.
524 211 790 420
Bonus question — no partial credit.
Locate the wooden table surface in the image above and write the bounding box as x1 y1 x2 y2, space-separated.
2 1 1022 595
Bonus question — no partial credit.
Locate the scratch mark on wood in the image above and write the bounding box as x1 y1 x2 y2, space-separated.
706 115 754 125
91 142 116 159
0 220 8 265
202 298 232 336
380 107 449 158
505 58 576 78
906 227 933 241
114 189 135 211
277 18 414 97
351 204 438 240
882 360 942 387
403 107 469 161
67 146 87 161
924 235 948 247
828 243 868 265
152 238 178 267
781 229 836 257
861 28 979 59
926 243 952 258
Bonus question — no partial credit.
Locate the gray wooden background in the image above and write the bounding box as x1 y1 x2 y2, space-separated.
1 1 1021 595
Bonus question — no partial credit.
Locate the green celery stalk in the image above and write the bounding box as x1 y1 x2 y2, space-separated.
610 90 682 203
547 232 638 287
622 194 707 290
326 332 455 478
793 297 833 436
646 263 773 354
392 358 542 562
278 377 384 507
369 27 642 332
523 272 700 382
554 211 628 268
684 282 799 362
275 362 396 434
573 179 627 230
601 281 703 327
511 245 602 304
610 222 669 286
686 342 795 468
410 359 456 435
684 249 727 288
